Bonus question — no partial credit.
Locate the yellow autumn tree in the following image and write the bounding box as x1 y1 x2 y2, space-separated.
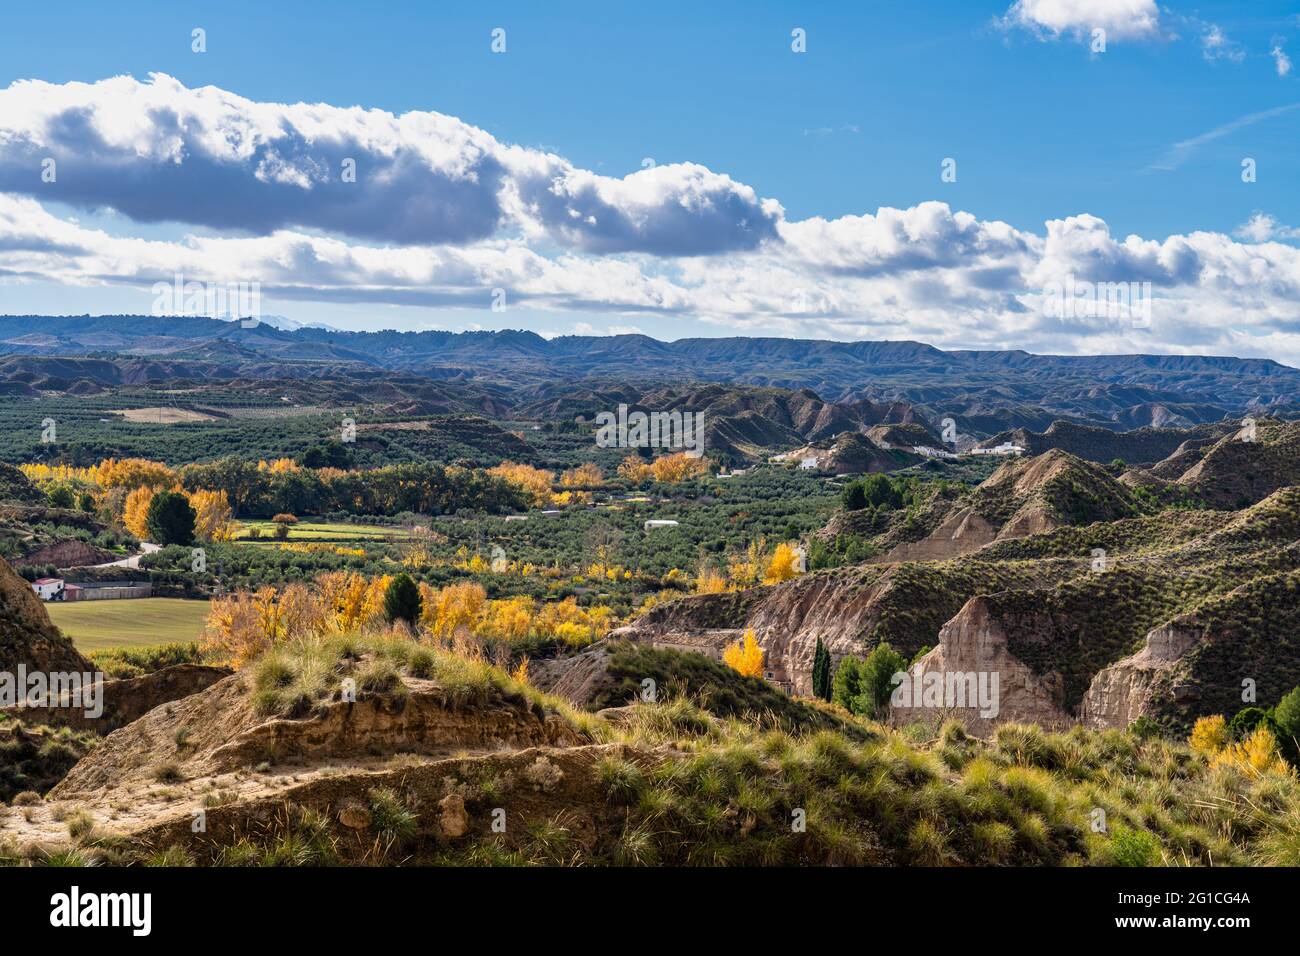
722 628 765 678
695 565 729 594
478 595 535 642
728 537 768 587
122 485 156 538
489 461 554 508
276 582 328 640
763 542 802 584
420 581 487 638
561 462 602 485
258 458 299 473
316 571 388 633
1189 714 1229 758
558 462 602 505
1211 725 1292 777
203 589 276 668
189 489 237 542
96 457 177 490
651 452 709 483
617 455 654 483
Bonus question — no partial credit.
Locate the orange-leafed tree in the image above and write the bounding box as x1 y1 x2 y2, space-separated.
650 452 708 483
189 489 237 542
723 628 765 678
122 485 156 538
617 455 654 483
488 461 555 508
763 542 802 584
96 457 178 490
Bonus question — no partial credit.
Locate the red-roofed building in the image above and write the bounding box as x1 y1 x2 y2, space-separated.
31 578 64 601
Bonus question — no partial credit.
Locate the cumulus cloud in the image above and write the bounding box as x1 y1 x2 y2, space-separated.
0 74 780 255
3 75 1300 363
1000 0 1161 42
1235 212 1300 243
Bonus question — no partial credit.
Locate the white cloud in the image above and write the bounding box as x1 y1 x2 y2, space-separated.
1235 212 1300 243
0 74 781 255
3 76 1300 364
1001 0 1161 42
1200 24 1244 63
1272 41 1293 77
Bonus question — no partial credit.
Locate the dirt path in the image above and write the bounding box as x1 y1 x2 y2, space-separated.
90 542 161 570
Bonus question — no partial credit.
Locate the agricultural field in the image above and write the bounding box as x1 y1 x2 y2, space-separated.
233 519 418 542
45 596 211 653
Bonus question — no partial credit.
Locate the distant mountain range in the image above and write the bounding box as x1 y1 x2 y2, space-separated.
2 315 1297 432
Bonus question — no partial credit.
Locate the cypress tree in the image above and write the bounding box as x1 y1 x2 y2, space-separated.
812 638 832 701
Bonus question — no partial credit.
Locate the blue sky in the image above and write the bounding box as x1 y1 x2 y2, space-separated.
1 0 1299 359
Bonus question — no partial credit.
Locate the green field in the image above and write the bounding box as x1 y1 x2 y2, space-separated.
233 519 412 542
46 597 211 652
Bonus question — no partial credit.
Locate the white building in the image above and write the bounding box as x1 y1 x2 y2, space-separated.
971 442 1026 456
644 519 680 531
31 578 64 601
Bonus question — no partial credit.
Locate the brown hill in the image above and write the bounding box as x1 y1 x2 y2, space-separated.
855 450 1141 564
0 557 88 675
977 420 1233 465
614 470 1300 734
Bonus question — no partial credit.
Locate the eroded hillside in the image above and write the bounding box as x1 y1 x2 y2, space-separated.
613 434 1300 733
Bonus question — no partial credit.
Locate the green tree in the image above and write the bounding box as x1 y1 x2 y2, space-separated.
383 573 422 625
812 638 832 701
1228 706 1274 740
77 491 96 512
831 655 864 712
842 483 868 511
843 475 902 512
857 642 907 718
145 490 197 546
47 485 74 509
868 475 900 509
1273 685 1300 764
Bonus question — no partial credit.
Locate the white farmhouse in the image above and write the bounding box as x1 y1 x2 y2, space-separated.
971 442 1026 456
31 578 64 601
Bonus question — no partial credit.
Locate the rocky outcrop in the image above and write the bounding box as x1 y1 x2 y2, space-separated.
6 663 232 733
859 450 1138 564
21 539 115 569
1079 624 1199 729
530 644 615 707
775 432 920 475
51 671 587 799
892 597 1072 736
615 563 975 697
